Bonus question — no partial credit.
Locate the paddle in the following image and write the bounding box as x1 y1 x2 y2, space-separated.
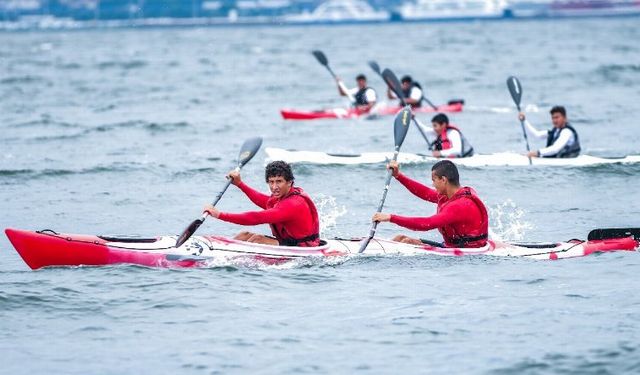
368 60 381 76
381 68 433 148
312 50 356 105
175 137 263 247
358 106 412 253
587 228 640 241
506 76 532 165
419 87 439 111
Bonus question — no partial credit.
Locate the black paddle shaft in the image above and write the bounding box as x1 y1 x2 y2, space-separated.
175 137 263 248
507 76 532 165
358 106 412 253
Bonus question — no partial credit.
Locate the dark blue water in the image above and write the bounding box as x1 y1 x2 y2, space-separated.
1 19 640 374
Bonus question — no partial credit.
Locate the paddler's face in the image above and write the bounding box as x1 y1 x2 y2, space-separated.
551 112 566 128
267 176 292 198
357 78 366 89
431 171 447 194
432 122 446 134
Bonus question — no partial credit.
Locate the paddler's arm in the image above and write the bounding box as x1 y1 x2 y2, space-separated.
436 130 462 158
388 207 462 231
336 77 350 97
537 128 573 157
519 113 547 139
357 89 376 112
388 161 439 203
205 199 300 226
228 170 269 209
403 87 422 106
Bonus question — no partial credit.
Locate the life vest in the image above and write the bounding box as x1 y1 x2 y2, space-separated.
266 187 320 247
437 187 488 248
545 123 581 158
354 87 375 106
430 124 475 158
401 82 423 108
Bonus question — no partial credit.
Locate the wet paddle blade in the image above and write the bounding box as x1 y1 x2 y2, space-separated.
175 217 205 248
394 106 411 148
237 136 263 168
382 68 405 102
587 228 640 241
312 50 328 66
506 76 523 108
368 61 381 75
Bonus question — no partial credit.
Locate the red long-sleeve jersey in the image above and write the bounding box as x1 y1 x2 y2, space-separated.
218 182 320 246
389 173 488 248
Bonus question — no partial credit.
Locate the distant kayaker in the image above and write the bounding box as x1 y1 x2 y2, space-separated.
337 74 377 112
203 161 320 247
387 75 423 108
519 106 581 158
371 160 489 248
419 113 474 158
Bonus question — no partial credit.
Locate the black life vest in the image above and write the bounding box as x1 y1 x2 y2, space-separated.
401 82 423 108
354 87 375 106
429 124 475 158
545 123 581 158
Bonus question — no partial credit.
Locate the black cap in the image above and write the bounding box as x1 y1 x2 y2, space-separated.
356 74 366 81
401 75 412 83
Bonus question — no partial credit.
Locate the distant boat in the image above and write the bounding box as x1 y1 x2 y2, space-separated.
549 0 640 16
283 0 390 23
397 0 507 21
507 0 640 18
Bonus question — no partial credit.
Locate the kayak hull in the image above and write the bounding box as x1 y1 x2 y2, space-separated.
280 102 463 120
265 148 640 167
5 228 638 270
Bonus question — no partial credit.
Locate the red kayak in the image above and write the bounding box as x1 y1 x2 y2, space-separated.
280 101 464 121
5 228 639 270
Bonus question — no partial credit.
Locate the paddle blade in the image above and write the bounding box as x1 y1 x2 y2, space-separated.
312 50 328 66
382 68 404 101
368 61 381 75
175 217 205 247
587 228 640 241
237 136 263 168
506 76 523 107
394 106 411 148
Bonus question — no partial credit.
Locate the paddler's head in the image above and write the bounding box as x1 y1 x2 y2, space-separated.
550 106 567 129
356 74 367 89
401 75 413 91
431 113 449 134
431 160 460 194
265 161 294 199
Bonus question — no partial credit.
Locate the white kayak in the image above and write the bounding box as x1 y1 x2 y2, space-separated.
265 147 640 167
6 228 639 269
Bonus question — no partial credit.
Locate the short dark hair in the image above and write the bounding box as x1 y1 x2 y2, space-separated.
431 113 449 125
401 75 413 84
432 160 459 186
550 106 566 117
356 74 366 81
265 161 294 182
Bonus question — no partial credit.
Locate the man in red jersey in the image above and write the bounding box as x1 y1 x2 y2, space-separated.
203 161 320 247
372 160 488 248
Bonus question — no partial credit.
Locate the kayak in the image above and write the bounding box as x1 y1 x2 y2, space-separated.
265 147 640 167
280 101 464 121
5 228 638 270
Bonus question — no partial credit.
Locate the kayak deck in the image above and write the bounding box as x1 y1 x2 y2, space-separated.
5 228 638 270
265 148 640 167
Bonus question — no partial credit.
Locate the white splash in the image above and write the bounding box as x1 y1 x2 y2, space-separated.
314 194 347 236
489 199 534 241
